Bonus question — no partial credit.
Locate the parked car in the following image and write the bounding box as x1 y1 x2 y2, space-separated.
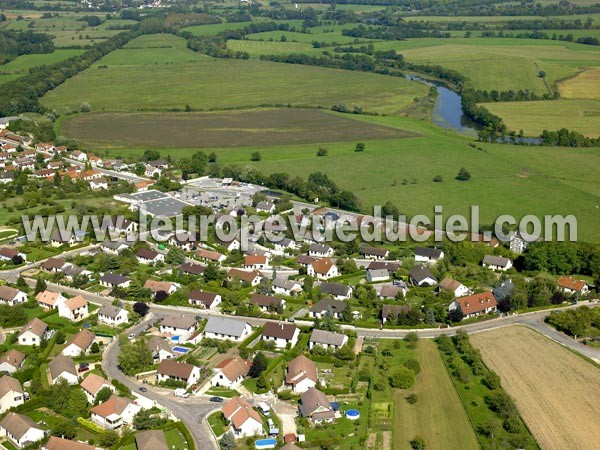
139 387 148 392
78 365 89 373
129 333 136 339
209 396 224 403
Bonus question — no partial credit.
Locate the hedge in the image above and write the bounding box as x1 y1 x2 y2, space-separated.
77 417 105 434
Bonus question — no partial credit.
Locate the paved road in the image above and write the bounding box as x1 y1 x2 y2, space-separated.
349 302 600 362
66 158 150 184
102 316 220 450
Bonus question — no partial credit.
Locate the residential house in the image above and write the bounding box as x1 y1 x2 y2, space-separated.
482 255 513 271
218 238 240 252
309 298 345 319
210 357 251 388
18 319 48 346
0 286 28 305
307 258 338 280
90 395 140 430
557 276 590 296
449 291 498 319
273 238 296 253
222 397 263 438
62 265 92 283
227 269 263 287
493 279 515 302
156 360 200 388
508 231 539 254
299 387 335 423
49 229 79 247
108 216 137 235
169 232 196 252
414 247 444 264
0 350 25 374
196 248 226 263
409 266 438 287
378 283 408 300
48 355 78 385
296 255 316 268
362 246 389 260
136 248 164 265
43 436 100 450
179 262 205 276
143 280 179 297
90 177 108 190
144 163 161 178
100 240 131 255
308 244 334 258
272 278 302 296
381 305 411 324
366 268 389 282
319 282 352 300
262 322 300 349
0 376 25 413
35 290 66 310
0 412 45 448
0 247 25 263
97 305 129 326
135 430 168 450
71 150 88 162
438 278 472 298
159 316 197 339
285 355 317 393
58 295 89 321
204 317 252 342
244 255 269 270
42 257 67 273
63 329 95 357
146 336 175 362
99 274 131 289
255 201 275 214
249 293 285 313
309 329 348 350
80 373 115 404
189 290 221 310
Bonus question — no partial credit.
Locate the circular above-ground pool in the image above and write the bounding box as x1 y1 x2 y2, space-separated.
255 438 277 449
346 409 360 420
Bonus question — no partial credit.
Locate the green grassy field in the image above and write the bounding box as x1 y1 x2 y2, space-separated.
366 38 600 94
0 49 84 84
41 58 427 114
92 114 600 242
483 99 600 137
59 109 416 148
96 34 210 66
394 340 479 450
227 39 321 57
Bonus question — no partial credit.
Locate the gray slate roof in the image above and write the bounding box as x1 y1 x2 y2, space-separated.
204 317 248 338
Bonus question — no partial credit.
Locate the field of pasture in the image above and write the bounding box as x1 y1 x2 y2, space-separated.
483 99 600 137
559 67 600 99
472 326 600 450
41 58 427 114
73 114 600 242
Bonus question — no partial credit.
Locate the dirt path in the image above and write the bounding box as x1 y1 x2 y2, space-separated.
472 325 600 450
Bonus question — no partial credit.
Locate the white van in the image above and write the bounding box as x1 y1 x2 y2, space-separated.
174 388 190 398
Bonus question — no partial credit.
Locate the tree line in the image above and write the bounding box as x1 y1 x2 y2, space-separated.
0 28 140 116
0 30 55 65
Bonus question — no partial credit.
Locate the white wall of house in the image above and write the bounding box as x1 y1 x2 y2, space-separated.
0 390 25 413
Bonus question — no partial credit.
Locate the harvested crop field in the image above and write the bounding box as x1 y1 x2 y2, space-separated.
559 67 600 100
471 325 600 450
59 109 417 148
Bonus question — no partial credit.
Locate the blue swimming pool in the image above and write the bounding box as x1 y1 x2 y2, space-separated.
346 409 360 420
255 438 277 449
172 346 189 353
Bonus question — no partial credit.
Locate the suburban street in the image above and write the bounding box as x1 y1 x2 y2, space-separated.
102 316 220 450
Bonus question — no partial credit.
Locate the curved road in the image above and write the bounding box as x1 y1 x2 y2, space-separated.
102 315 220 450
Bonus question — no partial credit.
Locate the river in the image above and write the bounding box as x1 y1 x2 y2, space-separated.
406 74 542 144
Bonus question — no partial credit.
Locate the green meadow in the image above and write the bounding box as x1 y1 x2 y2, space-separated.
77 113 600 242
41 58 427 114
